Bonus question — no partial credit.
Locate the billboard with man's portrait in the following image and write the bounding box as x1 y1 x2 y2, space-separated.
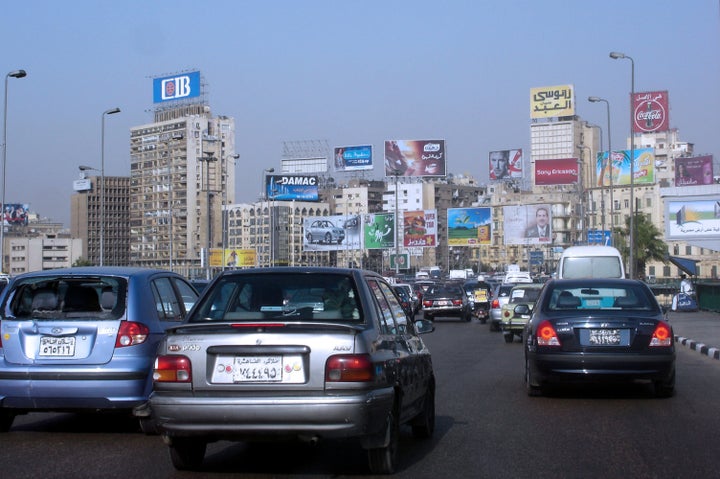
503 204 552 246
489 149 522 182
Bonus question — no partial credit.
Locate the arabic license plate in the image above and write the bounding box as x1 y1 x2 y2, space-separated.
437 300 451 306
39 336 76 356
589 329 621 346
233 356 283 382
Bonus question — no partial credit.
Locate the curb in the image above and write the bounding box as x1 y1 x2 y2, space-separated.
675 335 720 360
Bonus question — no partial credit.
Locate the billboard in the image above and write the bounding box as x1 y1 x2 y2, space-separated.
503 204 552 246
153 71 201 103
534 158 579 185
489 149 522 181
403 210 438 247
363 213 396 249
2 203 29 226
447 207 491 246
384 140 446 177
666 198 720 240
334 145 373 172
633 90 669 133
303 215 361 252
596 148 655 186
676 155 714 187
530 84 574 119
266 175 319 201
208 249 257 268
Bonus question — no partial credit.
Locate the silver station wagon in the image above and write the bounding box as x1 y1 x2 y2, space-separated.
147 267 436 474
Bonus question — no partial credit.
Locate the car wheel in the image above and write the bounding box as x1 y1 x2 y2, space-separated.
324 232 332 244
503 333 514 343
424 313 433 321
411 382 435 439
655 368 676 398
367 406 400 474
138 416 158 435
306 233 313 243
464 309 472 322
169 438 207 471
0 409 15 432
490 321 500 332
525 357 543 397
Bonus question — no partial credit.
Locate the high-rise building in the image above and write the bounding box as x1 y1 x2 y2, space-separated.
129 105 236 279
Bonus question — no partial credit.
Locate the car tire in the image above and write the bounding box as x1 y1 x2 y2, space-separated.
424 313 433 321
411 382 435 439
0 409 15 432
324 232 332 244
138 416 158 435
503 333 514 343
169 438 207 471
654 369 676 398
464 310 472 322
525 357 543 397
490 321 500 332
367 406 400 474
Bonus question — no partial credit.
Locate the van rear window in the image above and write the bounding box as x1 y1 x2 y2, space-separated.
561 256 623 279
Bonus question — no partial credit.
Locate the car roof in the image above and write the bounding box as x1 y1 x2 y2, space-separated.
10 266 180 280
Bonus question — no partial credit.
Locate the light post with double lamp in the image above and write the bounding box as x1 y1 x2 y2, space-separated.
610 51 635 278
588 96 614 240
100 107 121 267
261 168 274 267
221 153 240 271
1 69 27 273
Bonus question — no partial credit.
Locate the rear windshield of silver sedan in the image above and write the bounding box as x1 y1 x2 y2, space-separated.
546 284 657 312
3 277 126 320
189 273 362 322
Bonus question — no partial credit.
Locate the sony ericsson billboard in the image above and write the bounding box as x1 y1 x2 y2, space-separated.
153 71 201 103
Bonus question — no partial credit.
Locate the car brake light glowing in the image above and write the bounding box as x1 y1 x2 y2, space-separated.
115 321 149 347
503 310 511 318
491 299 500 308
422 300 433 308
650 321 673 347
537 320 561 346
154 355 192 382
452 299 463 306
325 354 374 382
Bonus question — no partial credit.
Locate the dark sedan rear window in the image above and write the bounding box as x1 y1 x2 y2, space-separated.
190 273 362 323
546 285 655 312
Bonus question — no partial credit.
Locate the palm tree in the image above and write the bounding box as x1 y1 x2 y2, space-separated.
613 212 667 279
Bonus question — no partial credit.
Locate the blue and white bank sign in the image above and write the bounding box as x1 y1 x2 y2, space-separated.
153 71 201 103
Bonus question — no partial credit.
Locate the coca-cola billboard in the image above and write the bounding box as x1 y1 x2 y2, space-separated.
633 90 669 133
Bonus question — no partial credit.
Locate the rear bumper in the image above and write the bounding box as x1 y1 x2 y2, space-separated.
149 387 395 444
528 351 676 383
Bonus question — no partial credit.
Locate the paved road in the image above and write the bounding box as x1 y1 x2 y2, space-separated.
668 309 720 360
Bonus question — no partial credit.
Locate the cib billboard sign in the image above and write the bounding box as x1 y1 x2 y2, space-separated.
153 71 201 103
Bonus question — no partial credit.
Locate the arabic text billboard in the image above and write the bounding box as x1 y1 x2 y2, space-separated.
403 210 438 247
676 155 714 187
633 90 669 133
384 140 446 177
364 213 396 249
334 145 373 172
208 249 257 268
530 84 574 119
447 207 491 246
596 148 655 186
666 198 720 240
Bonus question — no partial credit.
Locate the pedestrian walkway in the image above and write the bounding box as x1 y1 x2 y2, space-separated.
669 310 720 360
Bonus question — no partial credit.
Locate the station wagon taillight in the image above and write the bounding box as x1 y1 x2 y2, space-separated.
153 355 192 382
115 321 149 347
325 354 374 382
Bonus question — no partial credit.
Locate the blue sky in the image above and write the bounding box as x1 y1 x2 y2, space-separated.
2 0 719 226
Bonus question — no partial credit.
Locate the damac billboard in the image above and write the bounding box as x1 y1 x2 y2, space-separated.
633 91 669 133
265 175 319 201
534 158 579 186
384 140 446 177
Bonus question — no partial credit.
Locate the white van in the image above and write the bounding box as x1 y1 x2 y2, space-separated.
557 246 625 279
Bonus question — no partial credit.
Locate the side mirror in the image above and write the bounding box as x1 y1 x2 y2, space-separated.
413 319 436 334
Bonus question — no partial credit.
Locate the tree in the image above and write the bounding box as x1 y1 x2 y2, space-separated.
72 257 94 267
613 213 667 279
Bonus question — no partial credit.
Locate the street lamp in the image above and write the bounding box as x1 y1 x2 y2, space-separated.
610 51 635 278
262 167 274 267
100 107 121 267
588 96 614 238
577 144 590 242
199 153 217 279
1 69 27 272
221 153 240 270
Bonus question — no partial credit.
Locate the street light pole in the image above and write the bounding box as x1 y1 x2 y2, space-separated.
222 153 240 271
610 51 635 278
262 167 274 267
588 96 614 242
100 107 121 267
1 69 27 273
199 153 217 279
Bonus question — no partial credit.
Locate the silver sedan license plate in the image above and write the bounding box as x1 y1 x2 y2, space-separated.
233 356 283 382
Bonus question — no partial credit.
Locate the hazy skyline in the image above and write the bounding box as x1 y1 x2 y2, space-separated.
2 1 719 226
